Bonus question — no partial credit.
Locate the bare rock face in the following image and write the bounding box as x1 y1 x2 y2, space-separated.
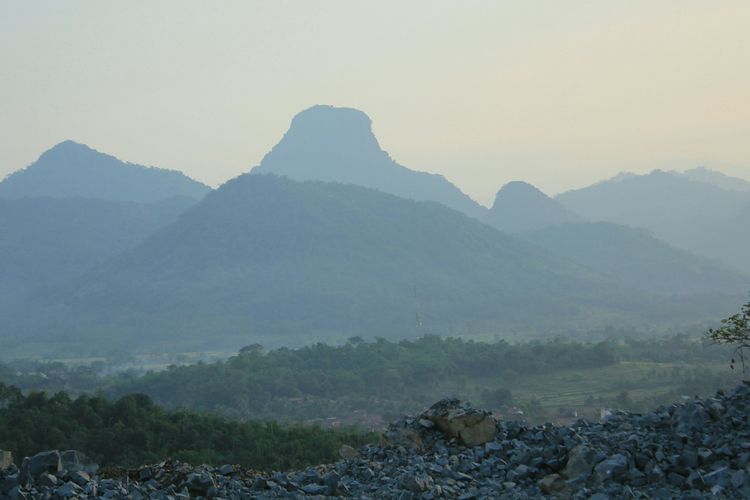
422 398 498 447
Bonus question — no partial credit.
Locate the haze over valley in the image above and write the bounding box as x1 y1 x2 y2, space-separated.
2 105 748 358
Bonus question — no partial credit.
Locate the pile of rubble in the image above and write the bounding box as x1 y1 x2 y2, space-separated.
2 383 750 498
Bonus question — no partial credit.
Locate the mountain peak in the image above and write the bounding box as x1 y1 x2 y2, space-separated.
485 181 584 233
0 142 210 203
291 105 373 132
50 139 86 150
38 140 113 165
258 105 383 176
253 105 485 218
493 181 548 201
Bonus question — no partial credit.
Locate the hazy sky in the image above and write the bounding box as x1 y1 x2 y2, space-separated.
1 1 748 205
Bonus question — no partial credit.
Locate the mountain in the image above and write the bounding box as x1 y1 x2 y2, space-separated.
556 170 750 273
484 181 585 233
7 174 701 357
0 141 211 202
518 222 749 296
251 105 485 218
0 196 198 312
680 166 750 192
485 179 747 295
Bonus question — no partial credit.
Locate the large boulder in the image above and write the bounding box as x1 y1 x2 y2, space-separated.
19 450 61 484
422 398 497 447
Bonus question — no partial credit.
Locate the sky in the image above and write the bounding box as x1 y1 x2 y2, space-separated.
1 0 749 205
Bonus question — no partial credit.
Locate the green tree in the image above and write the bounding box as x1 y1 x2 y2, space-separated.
707 299 750 374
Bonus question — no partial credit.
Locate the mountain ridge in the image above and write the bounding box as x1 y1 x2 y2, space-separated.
7 174 698 357
0 141 211 203
555 169 750 273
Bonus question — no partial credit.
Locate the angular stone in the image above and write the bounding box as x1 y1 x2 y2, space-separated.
54 481 81 497
69 470 90 486
539 473 566 495
667 472 685 489
563 445 596 479
37 473 58 487
593 454 628 482
217 464 234 475
423 399 497 447
185 471 216 495
302 483 328 494
401 473 433 493
19 450 61 484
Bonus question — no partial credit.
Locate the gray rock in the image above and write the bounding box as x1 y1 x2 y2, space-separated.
422 398 497 447
593 453 628 482
563 445 596 479
54 481 80 498
68 469 90 486
36 473 58 487
217 464 235 475
539 473 566 494
18 450 61 484
301 483 327 494
401 472 433 493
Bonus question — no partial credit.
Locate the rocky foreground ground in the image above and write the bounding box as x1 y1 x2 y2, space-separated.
2 383 750 499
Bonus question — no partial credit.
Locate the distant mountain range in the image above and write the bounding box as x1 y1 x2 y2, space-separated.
251 105 485 218
518 222 746 297
481 180 746 297
679 166 750 192
556 169 750 273
0 140 210 202
1 107 748 358
9 174 670 356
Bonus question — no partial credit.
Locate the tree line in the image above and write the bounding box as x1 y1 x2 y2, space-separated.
0 384 372 470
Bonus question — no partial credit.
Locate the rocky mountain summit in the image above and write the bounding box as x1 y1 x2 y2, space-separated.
3 384 750 498
252 105 485 218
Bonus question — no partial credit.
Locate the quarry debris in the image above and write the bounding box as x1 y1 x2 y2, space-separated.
3 384 750 498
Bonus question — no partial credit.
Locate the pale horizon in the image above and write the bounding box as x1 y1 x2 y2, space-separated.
2 0 749 205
